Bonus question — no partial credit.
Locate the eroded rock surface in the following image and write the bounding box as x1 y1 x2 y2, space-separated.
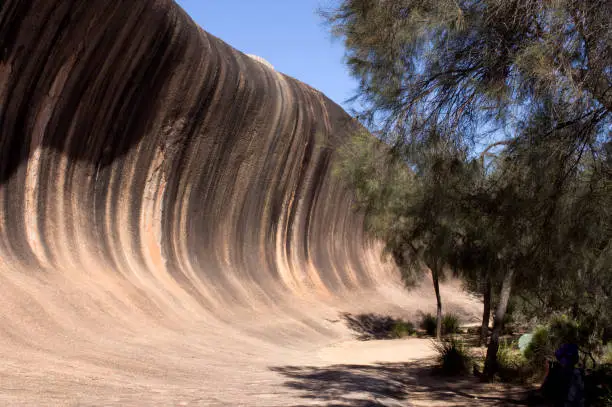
0 0 383 304
0 1 481 405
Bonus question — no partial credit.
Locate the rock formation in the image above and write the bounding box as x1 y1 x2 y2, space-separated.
0 0 387 300
0 3 485 404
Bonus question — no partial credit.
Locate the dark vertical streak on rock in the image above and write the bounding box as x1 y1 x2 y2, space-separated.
0 0 390 313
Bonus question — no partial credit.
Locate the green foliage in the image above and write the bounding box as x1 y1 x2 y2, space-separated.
391 320 416 338
326 0 612 377
337 129 477 289
496 340 532 382
442 313 460 335
549 315 583 345
323 0 611 137
433 337 473 376
523 315 597 375
524 325 553 375
419 313 461 337
342 313 416 340
420 313 437 337
497 340 525 370
336 131 411 240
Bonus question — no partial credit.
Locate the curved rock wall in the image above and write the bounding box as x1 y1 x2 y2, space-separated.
0 0 389 318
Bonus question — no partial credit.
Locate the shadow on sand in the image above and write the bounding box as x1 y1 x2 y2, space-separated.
271 360 538 407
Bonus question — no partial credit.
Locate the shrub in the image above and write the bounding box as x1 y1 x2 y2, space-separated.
497 339 531 382
549 315 582 344
419 313 461 336
524 325 552 375
342 313 416 340
420 313 437 336
498 340 524 370
433 337 473 376
524 315 588 376
442 313 460 335
391 320 416 338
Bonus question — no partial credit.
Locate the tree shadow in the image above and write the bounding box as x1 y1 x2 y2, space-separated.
271 360 540 406
341 312 413 341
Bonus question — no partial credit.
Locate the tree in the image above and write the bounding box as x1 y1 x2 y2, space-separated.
338 131 472 339
497 97 612 355
325 0 611 376
451 216 497 347
324 0 610 133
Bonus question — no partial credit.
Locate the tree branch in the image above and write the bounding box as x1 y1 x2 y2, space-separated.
479 140 513 163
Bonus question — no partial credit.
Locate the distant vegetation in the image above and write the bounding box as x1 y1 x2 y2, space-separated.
419 313 460 337
324 0 611 403
342 313 416 340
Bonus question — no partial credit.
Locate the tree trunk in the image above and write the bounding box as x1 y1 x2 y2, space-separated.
479 273 492 346
432 264 442 340
483 268 515 378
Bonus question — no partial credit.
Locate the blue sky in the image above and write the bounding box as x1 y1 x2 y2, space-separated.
175 0 357 110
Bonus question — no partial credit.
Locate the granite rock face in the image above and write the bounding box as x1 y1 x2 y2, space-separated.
0 5 487 404
0 0 389 313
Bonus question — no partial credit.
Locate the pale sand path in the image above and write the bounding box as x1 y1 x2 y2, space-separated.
0 276 526 406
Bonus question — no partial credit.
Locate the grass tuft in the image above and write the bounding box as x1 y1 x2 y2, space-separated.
496 339 532 383
342 313 416 340
420 313 461 336
420 313 437 336
442 313 461 335
432 337 473 376
391 320 416 338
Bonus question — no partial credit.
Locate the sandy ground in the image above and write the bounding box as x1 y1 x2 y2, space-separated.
0 2 526 404
0 275 530 406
